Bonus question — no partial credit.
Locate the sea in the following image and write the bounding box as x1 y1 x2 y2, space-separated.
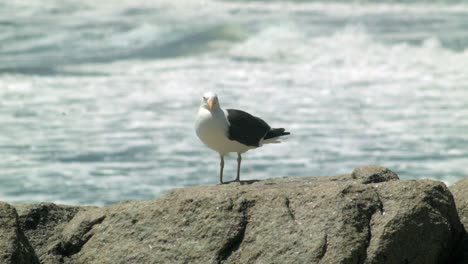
1 0 468 206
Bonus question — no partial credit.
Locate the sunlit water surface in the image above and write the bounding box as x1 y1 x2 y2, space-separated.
1 0 468 205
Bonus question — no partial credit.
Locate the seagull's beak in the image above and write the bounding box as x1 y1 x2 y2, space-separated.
208 99 214 110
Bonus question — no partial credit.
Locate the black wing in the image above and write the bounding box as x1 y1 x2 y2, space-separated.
226 109 270 147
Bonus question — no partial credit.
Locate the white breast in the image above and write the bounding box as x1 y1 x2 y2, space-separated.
195 107 254 155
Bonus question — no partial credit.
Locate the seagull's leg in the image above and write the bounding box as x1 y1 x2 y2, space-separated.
235 153 242 182
219 154 225 184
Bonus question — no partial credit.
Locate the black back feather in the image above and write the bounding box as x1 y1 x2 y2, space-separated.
226 109 290 147
226 109 270 147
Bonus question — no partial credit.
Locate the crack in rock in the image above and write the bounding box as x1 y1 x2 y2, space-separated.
339 185 384 264
361 214 374 264
284 197 296 221
215 200 254 264
373 188 385 215
52 214 106 258
361 188 386 264
317 232 328 261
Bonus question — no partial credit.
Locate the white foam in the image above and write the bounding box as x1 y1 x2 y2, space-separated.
1 0 468 205
228 23 468 88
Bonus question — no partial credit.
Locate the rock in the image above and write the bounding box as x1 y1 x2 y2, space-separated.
451 179 468 228
351 165 399 184
14 202 88 264
0 166 465 264
48 208 106 261
0 202 39 264
450 179 468 264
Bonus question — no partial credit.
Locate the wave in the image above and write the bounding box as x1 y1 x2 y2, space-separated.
227 24 468 77
2 0 468 75
0 22 247 74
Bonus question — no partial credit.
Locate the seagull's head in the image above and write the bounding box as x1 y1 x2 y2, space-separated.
202 92 220 111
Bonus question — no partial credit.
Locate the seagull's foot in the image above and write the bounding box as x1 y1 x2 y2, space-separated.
222 179 260 185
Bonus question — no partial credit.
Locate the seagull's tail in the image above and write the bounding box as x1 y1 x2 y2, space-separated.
263 128 290 144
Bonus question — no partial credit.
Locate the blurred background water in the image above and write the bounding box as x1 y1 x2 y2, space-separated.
1 0 468 206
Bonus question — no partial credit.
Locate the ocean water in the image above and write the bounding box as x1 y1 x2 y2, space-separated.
1 0 468 206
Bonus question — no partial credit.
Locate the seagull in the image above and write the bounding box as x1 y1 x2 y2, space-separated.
195 92 290 184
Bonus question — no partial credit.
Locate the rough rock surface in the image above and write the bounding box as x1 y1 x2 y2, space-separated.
0 202 39 264
0 166 466 264
451 179 468 228
14 203 87 264
351 165 399 184
450 179 468 264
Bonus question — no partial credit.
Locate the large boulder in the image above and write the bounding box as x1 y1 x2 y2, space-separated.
0 166 465 264
0 202 39 264
450 178 468 264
